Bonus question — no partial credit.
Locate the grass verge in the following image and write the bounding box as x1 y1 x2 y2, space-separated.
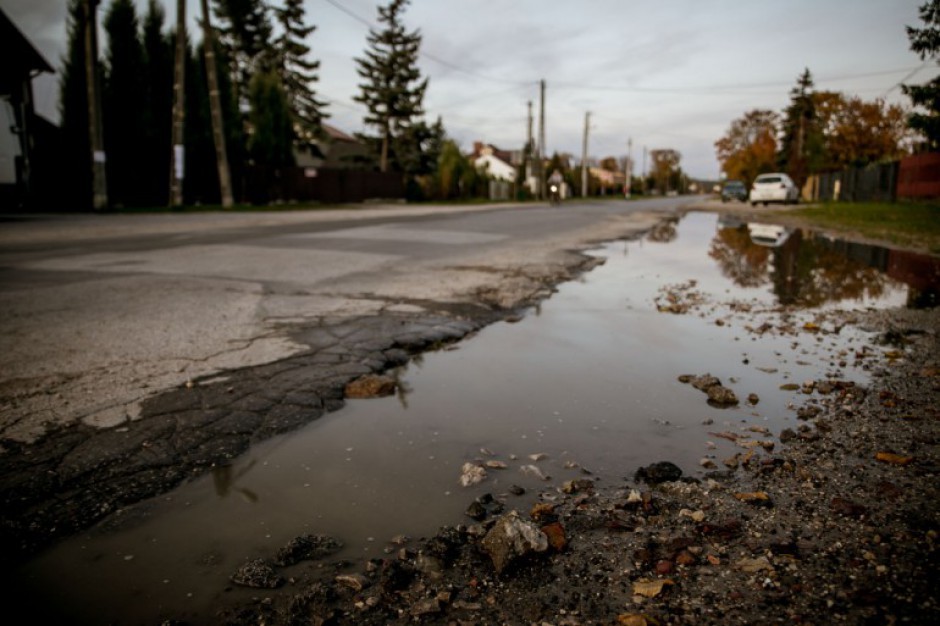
788 201 940 254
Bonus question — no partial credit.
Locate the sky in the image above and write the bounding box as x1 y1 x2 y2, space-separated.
3 0 936 179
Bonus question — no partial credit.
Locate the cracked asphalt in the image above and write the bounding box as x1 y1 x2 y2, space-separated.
0 198 680 559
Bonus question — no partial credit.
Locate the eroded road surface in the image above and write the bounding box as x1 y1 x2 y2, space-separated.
0 198 676 557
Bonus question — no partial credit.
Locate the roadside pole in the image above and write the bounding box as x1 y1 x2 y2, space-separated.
169 0 186 207
581 111 590 197
84 0 107 210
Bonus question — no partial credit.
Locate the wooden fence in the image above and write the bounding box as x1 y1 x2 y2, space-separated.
245 166 404 205
802 152 939 202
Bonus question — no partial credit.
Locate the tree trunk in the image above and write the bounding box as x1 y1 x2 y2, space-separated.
200 0 234 207
169 0 185 206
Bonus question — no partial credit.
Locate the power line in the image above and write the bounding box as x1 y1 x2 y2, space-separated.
320 0 532 86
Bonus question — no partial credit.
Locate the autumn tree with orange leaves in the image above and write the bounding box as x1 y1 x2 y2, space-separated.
813 92 911 168
714 109 779 186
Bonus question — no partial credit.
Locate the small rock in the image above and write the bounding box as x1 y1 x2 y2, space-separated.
480 511 549 573
562 478 594 494
528 453 548 461
707 385 739 406
655 560 674 575
520 464 550 481
484 460 508 469
344 374 397 398
231 559 284 589
735 556 774 573
460 463 487 487
275 534 343 566
779 428 798 443
634 461 683 484
691 374 721 390
541 522 567 551
508 484 526 496
676 550 697 566
747 393 760 405
465 500 487 521
830 497 868 519
530 502 556 521
411 597 442 617
700 458 717 469
335 573 370 592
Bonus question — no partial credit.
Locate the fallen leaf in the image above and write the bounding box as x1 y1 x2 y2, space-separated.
632 579 674 598
706 554 721 565
883 350 904 360
733 491 772 506
708 431 739 442
735 556 774 573
617 615 650 626
875 452 914 466
779 383 800 391
803 322 820 331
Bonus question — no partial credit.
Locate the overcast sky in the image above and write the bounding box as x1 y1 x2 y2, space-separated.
4 0 936 178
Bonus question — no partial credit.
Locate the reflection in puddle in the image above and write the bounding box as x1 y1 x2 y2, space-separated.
12 212 938 624
714 215 939 309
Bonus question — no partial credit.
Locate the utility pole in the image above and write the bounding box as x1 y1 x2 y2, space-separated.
580 111 590 198
642 145 648 195
169 0 186 206
84 0 107 210
537 79 545 200
200 0 234 207
525 100 533 192
625 137 632 198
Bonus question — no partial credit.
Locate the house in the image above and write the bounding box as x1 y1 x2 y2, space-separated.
0 8 54 208
470 142 518 182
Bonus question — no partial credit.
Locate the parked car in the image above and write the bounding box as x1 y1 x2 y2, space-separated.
749 173 799 205
720 180 748 202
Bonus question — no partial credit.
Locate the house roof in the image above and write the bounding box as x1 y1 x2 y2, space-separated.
0 8 54 79
322 123 357 143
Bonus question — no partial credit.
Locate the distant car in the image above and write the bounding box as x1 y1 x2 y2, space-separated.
720 180 748 202
749 173 799 206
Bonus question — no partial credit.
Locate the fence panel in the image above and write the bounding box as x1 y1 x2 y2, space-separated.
897 153 940 199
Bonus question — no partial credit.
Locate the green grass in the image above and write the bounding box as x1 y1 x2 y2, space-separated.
788 201 940 254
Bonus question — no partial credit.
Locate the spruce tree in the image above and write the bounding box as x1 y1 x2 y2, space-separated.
59 0 92 209
103 0 146 207
273 0 328 144
354 0 428 172
212 0 272 103
903 0 940 149
141 0 173 206
777 69 824 188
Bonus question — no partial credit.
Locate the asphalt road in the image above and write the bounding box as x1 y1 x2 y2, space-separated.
0 197 685 445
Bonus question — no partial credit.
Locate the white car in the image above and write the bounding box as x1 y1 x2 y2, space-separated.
749 173 799 206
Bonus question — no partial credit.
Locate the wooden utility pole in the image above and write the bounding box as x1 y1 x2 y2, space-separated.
537 79 545 199
625 137 632 198
200 0 234 207
580 111 590 197
84 0 107 210
526 100 533 190
169 0 186 206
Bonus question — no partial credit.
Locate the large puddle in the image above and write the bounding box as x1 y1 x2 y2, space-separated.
12 212 939 624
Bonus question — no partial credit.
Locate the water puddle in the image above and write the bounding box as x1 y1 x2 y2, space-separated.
12 212 938 624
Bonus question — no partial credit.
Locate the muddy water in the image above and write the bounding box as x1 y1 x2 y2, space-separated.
14 212 937 624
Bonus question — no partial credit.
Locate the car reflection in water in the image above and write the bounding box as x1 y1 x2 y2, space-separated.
711 218 940 309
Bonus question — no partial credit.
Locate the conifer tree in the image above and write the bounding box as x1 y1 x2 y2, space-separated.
212 0 272 103
273 0 328 144
777 69 824 188
903 0 940 149
141 0 173 205
103 0 146 207
354 0 428 172
59 0 93 209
